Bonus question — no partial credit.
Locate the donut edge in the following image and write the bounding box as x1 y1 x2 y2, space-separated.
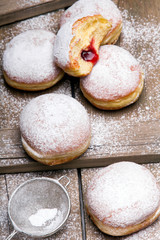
21 134 91 166
86 203 160 236
3 70 64 91
80 69 145 110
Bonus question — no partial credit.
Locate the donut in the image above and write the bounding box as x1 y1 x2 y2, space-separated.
86 162 160 236
53 15 111 77
60 0 122 45
80 45 144 110
20 94 91 166
3 30 64 91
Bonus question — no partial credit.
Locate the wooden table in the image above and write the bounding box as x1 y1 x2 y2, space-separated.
0 0 160 239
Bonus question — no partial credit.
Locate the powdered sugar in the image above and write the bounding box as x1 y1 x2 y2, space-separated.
54 0 122 69
86 162 160 228
53 20 74 69
120 9 160 75
80 45 142 100
75 8 160 157
119 9 160 119
3 30 62 83
4 169 82 240
20 94 91 154
29 208 63 228
0 10 70 129
17 0 46 8
60 0 122 37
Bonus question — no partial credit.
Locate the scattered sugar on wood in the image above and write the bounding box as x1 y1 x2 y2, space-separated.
0 10 72 129
0 158 31 166
120 9 160 119
17 0 47 8
76 8 160 158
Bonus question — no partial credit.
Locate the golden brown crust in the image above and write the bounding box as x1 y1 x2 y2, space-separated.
86 203 160 236
80 70 144 110
3 70 64 91
21 135 91 166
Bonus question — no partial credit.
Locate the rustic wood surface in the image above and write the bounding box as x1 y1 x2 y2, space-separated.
0 0 76 26
0 0 160 239
0 0 160 173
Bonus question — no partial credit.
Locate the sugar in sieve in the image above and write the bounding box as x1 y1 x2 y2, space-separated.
6 176 70 239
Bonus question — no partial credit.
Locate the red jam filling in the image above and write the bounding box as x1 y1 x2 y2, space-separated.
81 39 99 65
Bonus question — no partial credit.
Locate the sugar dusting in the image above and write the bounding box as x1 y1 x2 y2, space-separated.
60 0 122 42
0 10 71 130
5 169 82 240
81 45 141 100
17 0 46 8
20 94 91 154
82 163 160 240
29 208 63 228
53 19 73 68
119 9 160 118
54 0 122 69
0 3 160 240
86 162 160 227
60 0 122 27
77 8 160 157
3 30 62 83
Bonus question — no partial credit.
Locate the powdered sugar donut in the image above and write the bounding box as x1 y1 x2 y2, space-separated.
54 15 111 77
86 162 160 236
60 0 122 45
3 30 64 91
20 94 91 166
80 45 144 110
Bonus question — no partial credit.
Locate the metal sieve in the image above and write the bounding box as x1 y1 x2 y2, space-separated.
6 176 70 239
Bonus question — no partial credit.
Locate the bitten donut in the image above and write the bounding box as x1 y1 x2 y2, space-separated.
60 0 122 45
3 30 64 91
80 45 144 110
86 162 160 236
53 15 111 77
20 94 91 166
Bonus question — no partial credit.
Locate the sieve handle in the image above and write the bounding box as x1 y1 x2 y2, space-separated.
58 176 70 188
6 230 17 240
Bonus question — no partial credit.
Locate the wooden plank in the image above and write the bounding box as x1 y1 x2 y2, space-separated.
4 169 83 239
81 0 160 239
0 10 71 129
72 0 160 160
1 153 160 175
1 116 160 173
1 117 160 159
0 0 76 27
0 0 160 173
81 163 160 240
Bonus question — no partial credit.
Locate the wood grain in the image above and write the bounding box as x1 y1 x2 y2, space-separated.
0 1 160 239
0 0 76 26
81 0 160 239
1 116 160 173
0 0 160 174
